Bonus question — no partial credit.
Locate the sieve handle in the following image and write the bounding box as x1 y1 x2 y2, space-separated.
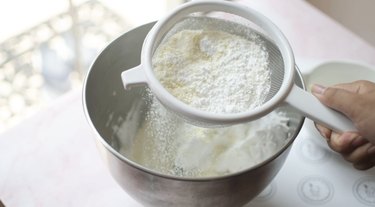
285 84 357 133
121 65 148 89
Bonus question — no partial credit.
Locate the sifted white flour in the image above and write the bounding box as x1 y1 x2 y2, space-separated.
119 94 292 177
117 27 292 178
152 29 270 114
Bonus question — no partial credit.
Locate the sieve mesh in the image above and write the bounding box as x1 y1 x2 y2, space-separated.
121 0 297 126
122 1 355 131
151 14 285 107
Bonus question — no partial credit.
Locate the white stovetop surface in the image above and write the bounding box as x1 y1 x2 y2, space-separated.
1 0 375 206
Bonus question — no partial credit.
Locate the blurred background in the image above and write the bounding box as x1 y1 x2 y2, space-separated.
0 0 186 131
1 0 374 132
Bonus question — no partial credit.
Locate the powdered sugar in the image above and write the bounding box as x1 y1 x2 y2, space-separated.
152 29 270 114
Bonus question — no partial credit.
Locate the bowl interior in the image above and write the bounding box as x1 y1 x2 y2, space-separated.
84 22 305 179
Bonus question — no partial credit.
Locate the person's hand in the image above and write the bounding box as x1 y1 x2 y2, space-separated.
311 80 375 170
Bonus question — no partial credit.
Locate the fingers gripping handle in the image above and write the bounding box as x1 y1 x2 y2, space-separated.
285 85 357 133
121 65 147 89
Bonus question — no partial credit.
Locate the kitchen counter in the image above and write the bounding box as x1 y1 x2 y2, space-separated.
1 0 375 206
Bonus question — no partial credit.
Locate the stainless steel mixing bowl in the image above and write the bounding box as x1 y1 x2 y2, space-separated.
83 22 305 207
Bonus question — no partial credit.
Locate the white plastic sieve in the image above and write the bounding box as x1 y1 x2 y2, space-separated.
121 0 356 132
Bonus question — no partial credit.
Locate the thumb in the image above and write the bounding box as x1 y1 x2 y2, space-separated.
311 84 357 119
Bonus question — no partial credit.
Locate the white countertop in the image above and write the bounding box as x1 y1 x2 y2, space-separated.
1 0 375 206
